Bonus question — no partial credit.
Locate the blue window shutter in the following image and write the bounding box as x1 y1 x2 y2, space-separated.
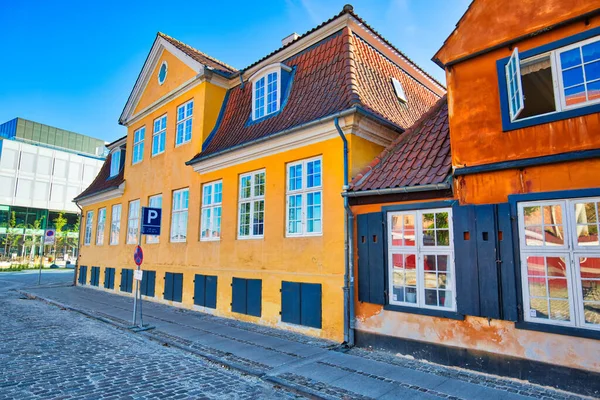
475 205 501 319
110 268 115 289
231 277 247 314
247 279 262 317
142 271 156 297
173 273 183 302
94 267 100 286
452 204 480 316
367 212 385 305
205 276 218 309
300 283 322 329
281 281 301 325
497 203 519 321
357 214 371 303
164 272 173 300
194 274 206 306
79 266 87 285
505 48 524 121
104 268 113 289
119 269 126 292
126 269 133 293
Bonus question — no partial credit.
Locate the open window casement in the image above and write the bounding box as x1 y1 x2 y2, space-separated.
506 48 525 121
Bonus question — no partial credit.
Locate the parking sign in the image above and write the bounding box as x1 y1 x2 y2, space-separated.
141 207 162 235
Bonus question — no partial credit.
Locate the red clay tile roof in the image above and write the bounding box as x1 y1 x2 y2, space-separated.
191 29 441 161
74 152 124 202
158 32 237 77
350 96 451 191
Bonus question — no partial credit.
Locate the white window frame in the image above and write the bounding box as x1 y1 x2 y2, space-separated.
132 126 145 165
201 180 222 241
109 150 121 177
505 47 525 121
505 35 600 123
170 188 189 243
96 207 106 246
158 60 168 85
387 208 456 312
110 204 121 245
146 194 162 244
250 64 291 121
127 199 140 244
175 100 193 147
238 170 265 239
84 211 94 246
518 198 600 331
152 115 167 156
286 156 322 237
391 77 408 103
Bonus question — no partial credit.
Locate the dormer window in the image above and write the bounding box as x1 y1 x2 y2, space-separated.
109 149 121 178
250 63 293 121
391 77 408 103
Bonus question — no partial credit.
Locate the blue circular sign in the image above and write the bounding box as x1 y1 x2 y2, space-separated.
134 246 144 266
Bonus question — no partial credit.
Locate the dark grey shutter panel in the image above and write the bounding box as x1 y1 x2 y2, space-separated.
172 273 183 302
79 266 87 285
367 212 385 305
357 214 371 302
300 283 322 329
281 281 301 325
247 279 262 317
231 277 246 314
475 205 501 319
205 276 218 309
497 202 518 321
164 272 173 300
194 274 206 306
452 204 480 316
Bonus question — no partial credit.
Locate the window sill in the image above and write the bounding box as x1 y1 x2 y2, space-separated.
200 238 220 242
384 304 464 320
151 151 165 158
237 236 264 240
285 233 323 238
175 140 191 148
170 240 187 244
515 321 600 340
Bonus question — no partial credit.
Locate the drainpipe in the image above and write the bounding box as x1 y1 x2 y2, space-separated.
74 203 83 287
335 117 355 347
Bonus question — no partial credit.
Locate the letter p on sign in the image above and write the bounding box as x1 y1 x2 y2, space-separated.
141 207 162 236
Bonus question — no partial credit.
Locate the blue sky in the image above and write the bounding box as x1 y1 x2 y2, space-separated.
0 0 469 143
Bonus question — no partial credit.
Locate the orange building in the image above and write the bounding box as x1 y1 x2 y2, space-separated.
348 0 600 395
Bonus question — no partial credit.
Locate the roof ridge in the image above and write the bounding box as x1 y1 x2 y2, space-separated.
158 32 237 73
350 95 447 189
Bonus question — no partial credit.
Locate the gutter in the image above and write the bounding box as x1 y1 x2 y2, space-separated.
186 106 403 167
342 181 451 197
335 117 355 347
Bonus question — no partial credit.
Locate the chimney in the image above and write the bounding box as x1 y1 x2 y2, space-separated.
282 33 299 47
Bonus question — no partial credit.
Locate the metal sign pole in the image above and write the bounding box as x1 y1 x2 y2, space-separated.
132 230 141 326
37 235 44 285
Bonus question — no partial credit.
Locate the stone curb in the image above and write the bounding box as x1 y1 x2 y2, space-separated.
18 290 330 400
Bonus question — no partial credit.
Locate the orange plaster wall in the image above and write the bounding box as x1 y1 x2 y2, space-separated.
435 0 600 65
446 16 600 169
134 49 198 115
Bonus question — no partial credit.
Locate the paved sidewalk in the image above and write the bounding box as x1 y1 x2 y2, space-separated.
21 285 589 400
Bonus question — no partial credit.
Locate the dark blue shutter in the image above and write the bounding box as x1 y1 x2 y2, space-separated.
119 269 126 292
452 204 480 316
142 271 155 297
300 283 322 328
104 268 114 289
205 276 217 309
126 269 133 293
281 281 301 325
367 213 385 305
247 279 262 317
231 277 247 314
78 266 87 285
110 268 115 289
194 274 206 306
172 273 183 302
164 272 173 300
357 214 371 302
497 203 518 321
475 205 501 319
93 267 100 286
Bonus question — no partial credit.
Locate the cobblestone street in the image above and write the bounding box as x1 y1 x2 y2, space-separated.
0 271 295 400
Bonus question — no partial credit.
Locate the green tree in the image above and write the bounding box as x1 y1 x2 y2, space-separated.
53 213 68 258
23 216 45 262
3 212 20 260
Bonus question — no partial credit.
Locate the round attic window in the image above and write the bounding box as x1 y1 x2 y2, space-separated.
158 61 168 85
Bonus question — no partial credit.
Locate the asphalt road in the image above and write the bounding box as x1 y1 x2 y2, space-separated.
0 270 297 399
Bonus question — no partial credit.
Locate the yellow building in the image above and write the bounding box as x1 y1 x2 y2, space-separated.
74 5 444 341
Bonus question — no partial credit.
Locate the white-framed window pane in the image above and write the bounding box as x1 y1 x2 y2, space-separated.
110 150 121 177
387 209 455 311
146 194 162 244
84 211 93 245
574 201 600 247
254 77 265 119
152 115 166 156
286 157 323 236
171 188 189 242
520 202 566 248
306 159 321 188
287 194 302 234
176 100 193 146
266 72 278 114
127 200 140 244
110 204 121 245
96 208 106 245
577 256 600 326
306 191 321 233
201 181 222 240
238 171 265 239
133 127 145 164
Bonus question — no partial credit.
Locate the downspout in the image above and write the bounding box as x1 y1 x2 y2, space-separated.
74 203 83 287
335 117 355 347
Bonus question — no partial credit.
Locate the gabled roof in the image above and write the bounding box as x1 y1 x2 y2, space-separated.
188 22 442 163
74 152 125 202
349 96 451 192
158 33 237 77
